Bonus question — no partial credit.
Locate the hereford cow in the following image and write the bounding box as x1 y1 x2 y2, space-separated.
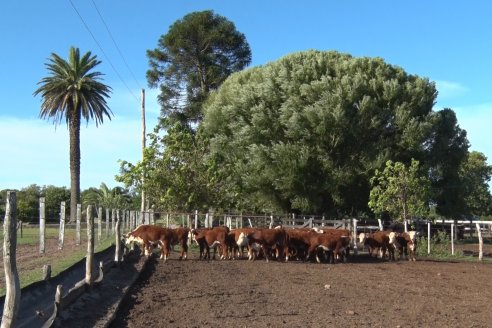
190 226 230 260
358 231 397 261
229 228 257 259
305 231 350 264
244 228 289 262
394 231 417 261
125 225 189 262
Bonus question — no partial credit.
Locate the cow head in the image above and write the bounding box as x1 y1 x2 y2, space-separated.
388 231 397 245
358 233 366 244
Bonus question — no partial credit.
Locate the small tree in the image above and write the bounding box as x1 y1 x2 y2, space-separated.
369 159 431 222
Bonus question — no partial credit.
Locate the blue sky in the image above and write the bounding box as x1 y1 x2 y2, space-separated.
1 1 491 191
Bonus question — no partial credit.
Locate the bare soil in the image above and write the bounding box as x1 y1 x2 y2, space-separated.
111 252 492 328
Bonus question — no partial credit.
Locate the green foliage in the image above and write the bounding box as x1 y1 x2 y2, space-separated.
16 185 41 222
34 46 112 222
1 185 68 223
202 50 439 214
369 159 431 221
44 185 70 221
118 11 251 212
460 151 492 217
81 183 135 210
147 10 251 126
425 109 469 218
415 231 463 258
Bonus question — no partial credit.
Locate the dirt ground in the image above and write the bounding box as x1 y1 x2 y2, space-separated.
111 251 492 328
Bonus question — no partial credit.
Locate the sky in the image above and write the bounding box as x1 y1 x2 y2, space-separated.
1 1 491 191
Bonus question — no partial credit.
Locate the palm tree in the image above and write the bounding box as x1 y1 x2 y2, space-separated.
34 47 112 222
82 183 133 210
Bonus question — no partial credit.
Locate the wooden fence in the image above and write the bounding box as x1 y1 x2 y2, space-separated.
0 193 147 328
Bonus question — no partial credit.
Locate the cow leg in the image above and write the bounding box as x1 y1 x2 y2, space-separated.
262 245 271 262
159 240 169 262
180 242 188 260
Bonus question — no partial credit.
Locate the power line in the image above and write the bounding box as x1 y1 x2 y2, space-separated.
68 0 140 103
90 0 143 90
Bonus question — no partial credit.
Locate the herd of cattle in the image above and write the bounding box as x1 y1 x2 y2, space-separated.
125 224 418 263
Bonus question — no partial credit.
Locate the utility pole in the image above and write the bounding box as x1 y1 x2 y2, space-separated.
141 89 146 213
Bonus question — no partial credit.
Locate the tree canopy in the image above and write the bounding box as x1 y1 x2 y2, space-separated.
147 10 251 126
202 50 443 214
34 47 112 222
368 159 431 221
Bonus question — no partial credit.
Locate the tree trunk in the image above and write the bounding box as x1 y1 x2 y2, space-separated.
69 110 81 223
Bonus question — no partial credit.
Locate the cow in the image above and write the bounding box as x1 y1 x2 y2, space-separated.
305 231 350 264
358 231 397 261
285 228 319 261
125 225 190 262
243 228 289 262
229 228 258 260
190 226 230 260
394 231 417 261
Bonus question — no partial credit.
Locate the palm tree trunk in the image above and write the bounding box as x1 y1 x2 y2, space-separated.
69 111 81 223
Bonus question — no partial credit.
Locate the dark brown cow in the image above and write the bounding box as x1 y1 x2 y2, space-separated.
125 225 190 262
358 231 397 261
305 232 350 264
285 228 313 261
245 228 289 262
191 226 230 260
171 227 191 260
394 231 417 261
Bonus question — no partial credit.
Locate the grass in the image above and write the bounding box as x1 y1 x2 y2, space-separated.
1 226 116 297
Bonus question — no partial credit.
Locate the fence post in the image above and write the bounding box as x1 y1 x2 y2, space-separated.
166 213 170 228
98 207 102 242
2 191 21 327
451 223 455 255
352 218 358 255
105 208 109 237
114 218 121 265
58 202 66 250
194 210 198 229
55 285 63 313
39 197 46 254
378 219 383 231
427 222 431 255
76 203 81 246
42 264 52 280
86 205 94 288
476 223 483 261
111 209 116 234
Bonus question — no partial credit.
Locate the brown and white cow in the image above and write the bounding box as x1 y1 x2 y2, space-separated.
394 231 417 261
190 226 230 260
229 228 258 260
358 231 397 261
244 228 289 262
306 231 350 264
125 225 189 262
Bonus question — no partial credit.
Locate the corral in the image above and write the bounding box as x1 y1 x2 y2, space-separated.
110 252 492 328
